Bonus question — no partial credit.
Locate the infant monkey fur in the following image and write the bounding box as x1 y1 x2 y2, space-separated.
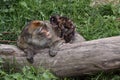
50 14 76 43
17 20 65 63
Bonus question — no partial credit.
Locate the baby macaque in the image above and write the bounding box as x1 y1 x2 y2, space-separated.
50 14 75 43
17 20 64 63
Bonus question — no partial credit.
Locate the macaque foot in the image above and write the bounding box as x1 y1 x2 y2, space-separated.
49 49 57 57
26 57 34 64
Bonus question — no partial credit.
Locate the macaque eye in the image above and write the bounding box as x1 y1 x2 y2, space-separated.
51 18 55 21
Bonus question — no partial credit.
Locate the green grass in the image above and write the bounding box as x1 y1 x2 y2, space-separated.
0 0 120 80
0 0 120 41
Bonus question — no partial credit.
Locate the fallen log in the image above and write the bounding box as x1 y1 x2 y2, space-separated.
0 36 120 77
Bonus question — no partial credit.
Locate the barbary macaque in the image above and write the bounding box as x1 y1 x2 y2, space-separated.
50 14 76 43
17 20 65 63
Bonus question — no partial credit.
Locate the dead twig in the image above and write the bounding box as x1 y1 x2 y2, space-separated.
1 32 15 35
0 40 16 43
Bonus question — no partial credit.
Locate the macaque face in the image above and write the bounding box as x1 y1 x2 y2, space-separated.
28 20 53 47
33 24 51 39
50 15 60 27
29 20 52 39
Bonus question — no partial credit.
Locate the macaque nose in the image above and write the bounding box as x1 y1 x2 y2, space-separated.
46 31 52 39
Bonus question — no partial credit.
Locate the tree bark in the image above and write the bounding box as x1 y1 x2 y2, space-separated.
0 36 120 77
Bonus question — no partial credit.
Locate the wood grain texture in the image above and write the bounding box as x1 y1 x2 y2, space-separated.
0 36 120 77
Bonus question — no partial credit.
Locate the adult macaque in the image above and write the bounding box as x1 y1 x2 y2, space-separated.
17 20 65 63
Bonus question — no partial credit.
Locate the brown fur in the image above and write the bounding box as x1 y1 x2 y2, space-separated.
17 20 64 63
